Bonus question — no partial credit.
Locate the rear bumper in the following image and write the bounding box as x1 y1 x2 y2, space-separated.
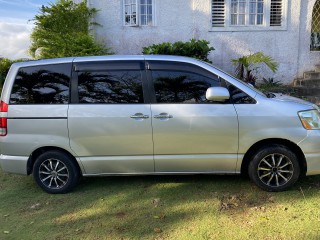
0 155 28 175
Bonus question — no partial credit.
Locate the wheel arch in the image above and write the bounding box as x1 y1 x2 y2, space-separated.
27 146 82 175
240 138 307 177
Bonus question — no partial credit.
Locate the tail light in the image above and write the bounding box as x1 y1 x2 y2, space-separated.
0 101 8 136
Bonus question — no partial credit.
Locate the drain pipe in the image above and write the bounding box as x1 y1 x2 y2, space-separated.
295 0 304 84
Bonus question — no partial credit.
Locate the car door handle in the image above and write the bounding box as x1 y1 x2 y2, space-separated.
154 113 173 119
130 113 149 119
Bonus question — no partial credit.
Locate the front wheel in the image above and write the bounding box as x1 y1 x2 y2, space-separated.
248 145 300 192
33 150 80 194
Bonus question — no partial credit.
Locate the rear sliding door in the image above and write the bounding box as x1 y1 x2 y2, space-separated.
68 60 154 174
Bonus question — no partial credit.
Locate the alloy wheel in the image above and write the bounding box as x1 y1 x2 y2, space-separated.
38 158 69 189
257 153 294 187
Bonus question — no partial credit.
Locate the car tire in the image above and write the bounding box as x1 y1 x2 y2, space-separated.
33 150 80 194
248 144 300 192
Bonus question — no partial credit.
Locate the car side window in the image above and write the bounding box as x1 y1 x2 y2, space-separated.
78 70 144 104
224 81 256 104
10 63 71 104
152 70 221 103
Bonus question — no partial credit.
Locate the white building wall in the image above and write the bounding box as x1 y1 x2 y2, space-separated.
84 0 319 84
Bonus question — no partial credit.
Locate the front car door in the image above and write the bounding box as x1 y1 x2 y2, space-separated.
68 59 154 174
147 60 239 173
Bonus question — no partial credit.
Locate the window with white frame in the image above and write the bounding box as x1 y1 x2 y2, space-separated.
212 0 286 29
124 0 154 26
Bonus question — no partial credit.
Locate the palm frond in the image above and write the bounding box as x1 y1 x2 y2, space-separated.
244 52 278 72
231 52 278 85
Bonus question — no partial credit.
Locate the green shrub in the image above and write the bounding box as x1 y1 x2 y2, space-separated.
142 39 214 63
0 58 26 87
0 58 14 86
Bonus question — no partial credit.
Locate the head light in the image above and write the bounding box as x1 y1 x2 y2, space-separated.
298 110 320 130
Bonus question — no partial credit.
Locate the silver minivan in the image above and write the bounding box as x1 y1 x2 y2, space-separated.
0 55 320 193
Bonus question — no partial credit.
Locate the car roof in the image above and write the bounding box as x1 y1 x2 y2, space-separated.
10 55 201 68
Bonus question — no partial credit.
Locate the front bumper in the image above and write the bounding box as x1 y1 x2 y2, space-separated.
0 155 28 175
305 153 320 175
298 130 320 176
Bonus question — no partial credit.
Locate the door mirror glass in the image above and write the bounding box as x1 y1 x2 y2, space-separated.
205 87 230 101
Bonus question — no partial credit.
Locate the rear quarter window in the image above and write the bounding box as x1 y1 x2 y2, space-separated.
10 63 71 104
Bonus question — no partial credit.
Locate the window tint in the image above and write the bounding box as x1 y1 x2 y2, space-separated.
78 70 144 103
226 82 256 104
10 63 71 104
152 70 221 103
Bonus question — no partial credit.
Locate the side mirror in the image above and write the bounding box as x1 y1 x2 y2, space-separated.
206 87 230 101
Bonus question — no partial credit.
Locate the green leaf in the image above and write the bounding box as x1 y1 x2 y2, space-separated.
29 0 111 59
231 52 278 84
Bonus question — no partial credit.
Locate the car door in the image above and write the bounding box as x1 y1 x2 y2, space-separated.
68 60 154 174
147 61 239 173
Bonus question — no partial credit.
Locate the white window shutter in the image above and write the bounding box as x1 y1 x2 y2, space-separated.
270 0 282 26
212 0 225 27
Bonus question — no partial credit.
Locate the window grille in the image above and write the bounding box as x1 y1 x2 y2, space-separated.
249 0 264 25
124 0 153 26
140 0 153 26
231 0 247 26
124 0 138 26
212 0 284 28
311 0 320 51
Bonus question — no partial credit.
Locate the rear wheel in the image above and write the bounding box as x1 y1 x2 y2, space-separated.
33 150 80 194
248 145 300 192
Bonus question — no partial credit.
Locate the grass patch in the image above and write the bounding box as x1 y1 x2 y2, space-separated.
1 170 320 239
